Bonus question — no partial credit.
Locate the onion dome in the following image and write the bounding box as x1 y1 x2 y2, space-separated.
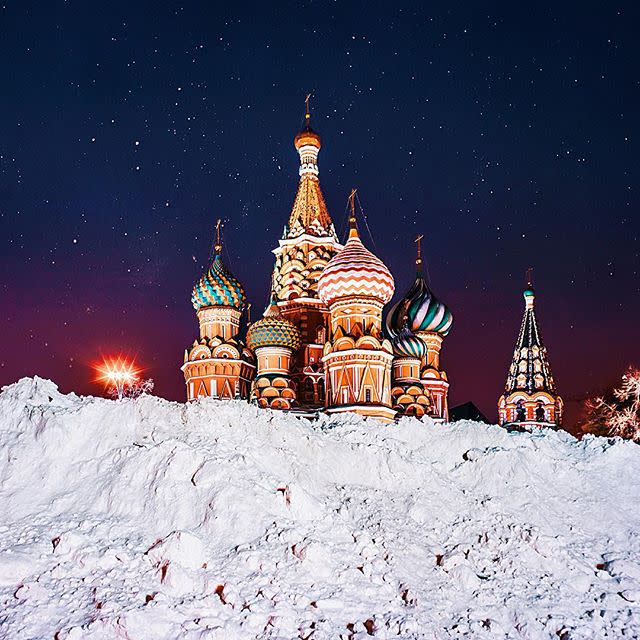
294 125 321 151
386 236 453 337
192 222 246 312
392 328 427 359
294 96 321 151
246 299 301 351
317 194 394 306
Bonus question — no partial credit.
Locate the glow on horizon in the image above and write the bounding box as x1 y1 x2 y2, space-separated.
94 356 140 399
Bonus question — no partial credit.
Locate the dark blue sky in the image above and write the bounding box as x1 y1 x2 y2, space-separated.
1 1 638 425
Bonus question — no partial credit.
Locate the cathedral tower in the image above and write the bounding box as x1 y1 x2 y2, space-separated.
385 236 453 420
317 191 396 422
246 296 302 410
498 281 563 428
182 221 255 401
270 100 342 408
389 329 434 418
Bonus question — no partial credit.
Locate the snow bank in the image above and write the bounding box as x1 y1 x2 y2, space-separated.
0 377 639 639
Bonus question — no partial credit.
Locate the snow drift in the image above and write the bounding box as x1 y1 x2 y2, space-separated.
0 377 639 639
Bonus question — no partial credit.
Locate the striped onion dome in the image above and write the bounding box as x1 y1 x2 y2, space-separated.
392 329 427 359
246 301 301 351
317 222 394 306
386 270 453 337
192 252 246 312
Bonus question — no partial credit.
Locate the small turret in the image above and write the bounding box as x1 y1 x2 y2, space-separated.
498 272 563 428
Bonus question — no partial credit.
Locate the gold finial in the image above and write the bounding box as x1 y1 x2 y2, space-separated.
415 234 424 271
305 93 312 124
214 219 223 254
247 302 252 326
348 188 358 238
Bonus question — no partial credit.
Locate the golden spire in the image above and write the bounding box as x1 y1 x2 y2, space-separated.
214 219 222 255
348 188 359 239
294 94 321 151
526 266 534 288
287 97 333 238
305 92 312 127
415 234 424 272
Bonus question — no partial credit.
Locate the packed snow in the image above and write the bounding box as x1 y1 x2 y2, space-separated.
0 378 639 639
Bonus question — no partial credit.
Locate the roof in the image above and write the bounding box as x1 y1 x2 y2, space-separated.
504 289 557 396
286 174 334 239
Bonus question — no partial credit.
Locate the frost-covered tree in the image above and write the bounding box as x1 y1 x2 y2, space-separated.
108 378 154 399
582 367 640 442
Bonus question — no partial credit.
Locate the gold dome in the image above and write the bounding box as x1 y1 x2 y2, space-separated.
294 125 321 150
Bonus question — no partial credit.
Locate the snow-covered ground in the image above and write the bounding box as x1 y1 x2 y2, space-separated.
0 378 639 639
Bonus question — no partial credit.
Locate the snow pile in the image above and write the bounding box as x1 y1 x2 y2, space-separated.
1 378 640 639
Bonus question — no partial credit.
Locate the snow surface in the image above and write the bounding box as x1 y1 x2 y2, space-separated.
1 377 640 639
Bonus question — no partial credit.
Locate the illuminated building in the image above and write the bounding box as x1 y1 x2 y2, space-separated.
269 98 342 408
183 103 456 422
317 191 396 422
182 221 255 401
498 282 563 428
246 296 302 410
385 236 453 420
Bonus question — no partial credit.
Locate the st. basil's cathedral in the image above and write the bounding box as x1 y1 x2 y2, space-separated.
182 105 563 429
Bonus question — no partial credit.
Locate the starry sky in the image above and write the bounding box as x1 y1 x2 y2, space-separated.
1 1 638 426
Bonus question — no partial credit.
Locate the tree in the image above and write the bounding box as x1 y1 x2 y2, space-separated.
108 378 155 399
581 367 640 442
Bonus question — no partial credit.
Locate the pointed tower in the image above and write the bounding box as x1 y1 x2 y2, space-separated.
385 236 453 420
270 99 342 408
182 221 255 401
498 279 563 428
317 191 396 422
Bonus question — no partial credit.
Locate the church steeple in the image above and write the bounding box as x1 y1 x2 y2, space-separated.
268 101 343 410
286 97 335 239
505 279 555 396
498 274 563 428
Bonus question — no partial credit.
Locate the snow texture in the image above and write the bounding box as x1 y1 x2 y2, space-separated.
1 377 639 639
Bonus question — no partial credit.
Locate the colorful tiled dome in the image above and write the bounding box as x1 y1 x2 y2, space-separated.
246 302 302 351
192 253 246 312
392 329 427 359
386 271 453 337
318 224 394 306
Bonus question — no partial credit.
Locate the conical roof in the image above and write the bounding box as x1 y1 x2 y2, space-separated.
285 106 335 239
504 286 556 395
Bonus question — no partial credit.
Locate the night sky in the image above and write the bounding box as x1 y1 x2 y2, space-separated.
2 2 638 426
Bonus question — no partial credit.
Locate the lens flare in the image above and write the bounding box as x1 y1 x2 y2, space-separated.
94 356 140 399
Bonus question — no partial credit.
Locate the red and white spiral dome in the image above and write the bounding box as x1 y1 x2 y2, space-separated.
318 225 395 306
